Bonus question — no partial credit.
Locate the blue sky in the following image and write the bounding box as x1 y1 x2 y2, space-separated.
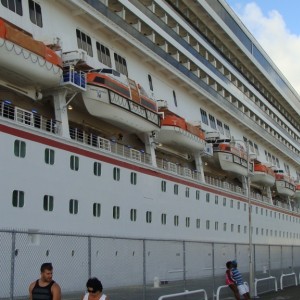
225 1 300 94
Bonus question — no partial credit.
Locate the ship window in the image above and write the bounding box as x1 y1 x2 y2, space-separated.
161 181 167 192
209 114 216 130
96 42 112 67
93 162 102 176
244 226 247 234
69 199 78 214
255 207 258 214
174 184 179 195
130 172 137 185
206 220 210 230
70 155 79 171
14 140 26 158
215 221 218 231
113 206 120 219
45 148 55 165
230 199 233 208
1 0 22 15
237 201 240 209
238 225 241 233
244 203 247 211
223 223 227 231
216 119 224 134
114 53 128 76
215 195 218 204
76 29 93 57
223 197 226 206
196 218 200 228
130 209 137 221
161 213 167 225
29 0 43 27
113 167 120 181
205 193 210 203
185 187 190 198
148 74 153 91
231 224 234 232
196 190 200 200
92 203 101 217
174 215 179 226
43 195 54 211
200 109 208 125
12 190 24 208
173 90 178 107
223 124 231 137
146 211 152 223
186 217 190 227
254 143 259 155
256 227 259 235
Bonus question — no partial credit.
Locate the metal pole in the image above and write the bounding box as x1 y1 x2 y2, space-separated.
247 141 255 298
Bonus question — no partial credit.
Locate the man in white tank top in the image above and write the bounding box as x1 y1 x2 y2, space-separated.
83 277 109 300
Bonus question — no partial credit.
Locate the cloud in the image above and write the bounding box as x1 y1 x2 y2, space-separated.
235 3 300 95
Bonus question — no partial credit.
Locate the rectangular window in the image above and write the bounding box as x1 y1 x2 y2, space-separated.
206 193 210 203
230 199 233 208
113 206 120 219
215 221 218 231
244 226 247 234
76 29 93 56
114 53 128 76
70 155 79 171
174 184 179 195
231 224 234 232
237 201 240 209
43 195 54 211
216 119 224 134
146 211 152 223
113 167 120 181
223 223 227 231
238 225 241 233
93 203 101 217
215 196 218 205
200 109 208 125
223 197 226 206
196 190 200 200
224 124 230 137
96 42 111 67
130 209 137 221
186 217 190 227
161 181 167 192
69 199 78 214
185 187 190 198
174 215 179 226
12 190 24 207
29 0 42 27
1 0 22 15
45 148 55 165
161 213 167 225
206 220 210 230
130 172 137 185
93 162 102 176
14 140 26 157
209 114 216 129
196 218 200 228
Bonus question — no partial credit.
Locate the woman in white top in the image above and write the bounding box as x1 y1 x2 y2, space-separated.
82 277 109 300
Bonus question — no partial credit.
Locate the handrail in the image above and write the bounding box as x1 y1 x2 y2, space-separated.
215 284 229 300
158 289 207 300
280 272 298 290
254 276 277 296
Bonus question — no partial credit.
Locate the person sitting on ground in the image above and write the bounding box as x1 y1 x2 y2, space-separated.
231 260 251 300
225 261 240 300
83 277 110 300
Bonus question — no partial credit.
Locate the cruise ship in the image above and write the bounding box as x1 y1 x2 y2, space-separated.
0 0 300 298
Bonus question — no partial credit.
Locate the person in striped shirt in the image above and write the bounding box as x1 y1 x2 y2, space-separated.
231 260 251 300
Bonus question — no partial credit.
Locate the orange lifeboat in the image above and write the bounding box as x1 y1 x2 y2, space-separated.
251 162 275 187
155 107 206 152
82 68 161 133
274 170 295 197
0 18 62 90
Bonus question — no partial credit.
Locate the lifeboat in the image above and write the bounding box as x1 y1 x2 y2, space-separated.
251 162 275 187
156 107 205 152
0 18 62 90
293 184 300 201
274 170 295 197
213 142 250 176
82 68 161 133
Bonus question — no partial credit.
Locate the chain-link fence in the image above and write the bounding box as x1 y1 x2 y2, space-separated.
1 230 300 300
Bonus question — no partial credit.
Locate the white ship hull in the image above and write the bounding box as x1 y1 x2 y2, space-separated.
251 172 275 187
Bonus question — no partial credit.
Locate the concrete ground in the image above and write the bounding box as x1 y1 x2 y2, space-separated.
257 285 300 300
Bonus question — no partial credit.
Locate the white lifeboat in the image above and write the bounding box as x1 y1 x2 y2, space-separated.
82 68 161 133
274 170 295 197
156 107 206 152
213 141 250 176
0 18 62 90
251 162 275 187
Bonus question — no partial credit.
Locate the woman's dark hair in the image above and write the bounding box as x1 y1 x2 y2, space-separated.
86 277 103 292
226 261 232 268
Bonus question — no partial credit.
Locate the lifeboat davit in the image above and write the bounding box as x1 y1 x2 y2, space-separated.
156 107 205 152
251 163 275 187
0 18 62 89
293 184 300 201
82 68 161 133
274 170 295 197
213 142 249 176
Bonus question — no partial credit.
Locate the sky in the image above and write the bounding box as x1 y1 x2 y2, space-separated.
225 0 300 95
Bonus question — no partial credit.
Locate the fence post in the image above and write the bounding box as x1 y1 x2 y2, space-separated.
143 239 146 300
88 236 91 278
183 241 186 291
212 242 215 298
10 231 16 300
